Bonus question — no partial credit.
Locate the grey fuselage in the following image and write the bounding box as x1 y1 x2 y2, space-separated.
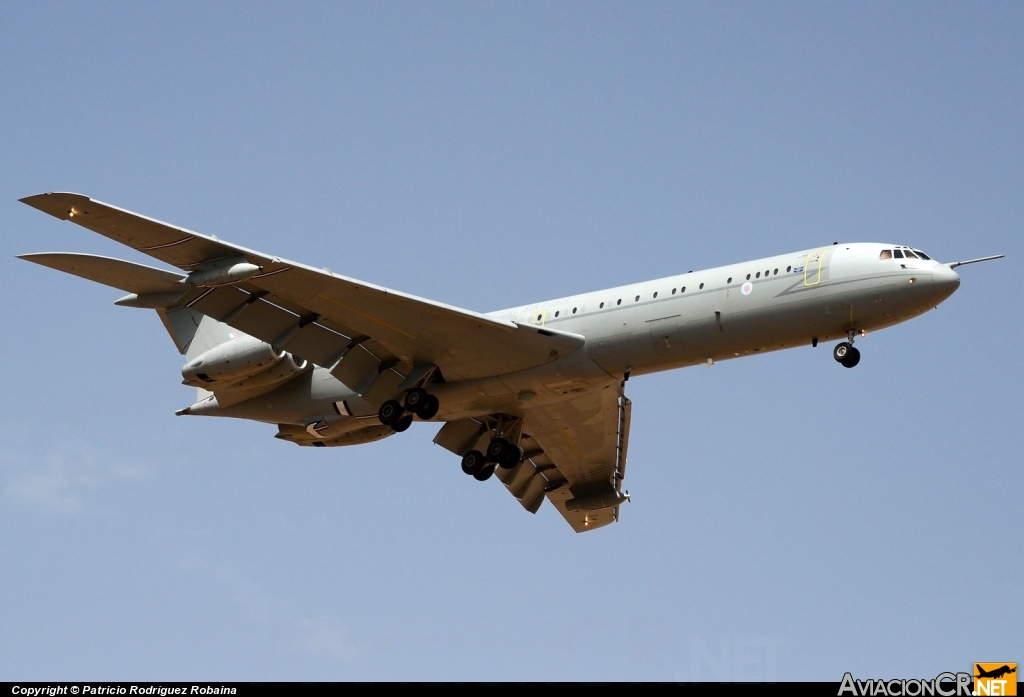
202 242 961 428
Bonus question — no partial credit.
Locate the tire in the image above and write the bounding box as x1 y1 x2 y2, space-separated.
461 450 485 475
497 444 522 469
841 346 861 368
473 463 496 482
392 414 413 432
833 342 851 363
417 394 440 420
378 400 404 426
486 438 510 462
404 388 428 412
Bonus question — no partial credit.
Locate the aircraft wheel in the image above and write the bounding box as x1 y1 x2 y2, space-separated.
497 444 522 469
378 400 404 426
417 394 440 420
404 388 428 412
841 346 861 368
461 450 485 475
473 463 496 481
833 342 852 363
486 438 511 462
391 414 414 432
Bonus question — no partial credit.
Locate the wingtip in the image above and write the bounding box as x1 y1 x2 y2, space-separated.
19 192 92 219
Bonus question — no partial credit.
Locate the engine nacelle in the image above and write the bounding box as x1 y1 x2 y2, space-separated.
182 336 284 387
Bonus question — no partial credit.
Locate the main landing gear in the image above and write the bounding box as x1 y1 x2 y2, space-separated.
833 330 861 369
460 417 524 482
377 387 441 432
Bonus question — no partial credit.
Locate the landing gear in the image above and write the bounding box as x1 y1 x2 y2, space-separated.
486 438 522 469
379 390 441 432
833 341 861 369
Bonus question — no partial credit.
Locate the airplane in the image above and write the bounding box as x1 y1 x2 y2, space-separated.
17 192 1004 532
976 665 1016 680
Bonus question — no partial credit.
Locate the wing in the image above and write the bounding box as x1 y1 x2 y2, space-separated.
504 381 632 532
20 193 584 389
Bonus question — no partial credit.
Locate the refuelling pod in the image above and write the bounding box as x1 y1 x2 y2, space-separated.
275 420 394 447
182 336 284 387
564 488 630 512
219 353 308 391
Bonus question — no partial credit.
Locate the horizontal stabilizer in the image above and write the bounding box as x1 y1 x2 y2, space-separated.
18 252 185 295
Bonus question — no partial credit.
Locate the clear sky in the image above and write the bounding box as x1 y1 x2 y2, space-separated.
1 2 1020 681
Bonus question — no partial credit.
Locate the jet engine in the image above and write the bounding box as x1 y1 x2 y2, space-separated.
182 336 296 387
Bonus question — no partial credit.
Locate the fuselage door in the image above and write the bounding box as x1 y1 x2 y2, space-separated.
804 249 827 286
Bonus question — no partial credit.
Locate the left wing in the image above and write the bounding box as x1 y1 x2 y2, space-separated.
20 192 584 386
500 381 632 532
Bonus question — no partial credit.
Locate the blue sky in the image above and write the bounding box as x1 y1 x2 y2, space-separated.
1 2 1020 681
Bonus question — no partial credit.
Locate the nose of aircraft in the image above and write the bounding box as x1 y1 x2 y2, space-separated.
931 264 961 300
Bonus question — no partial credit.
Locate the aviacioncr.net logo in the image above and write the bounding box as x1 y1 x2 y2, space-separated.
839 672 973 696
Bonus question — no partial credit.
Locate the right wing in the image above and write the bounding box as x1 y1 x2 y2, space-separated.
20 192 584 387
494 381 631 533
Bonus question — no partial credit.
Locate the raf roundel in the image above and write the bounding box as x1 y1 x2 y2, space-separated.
741 281 753 296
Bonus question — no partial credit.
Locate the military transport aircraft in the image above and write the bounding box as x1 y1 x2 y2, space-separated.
18 193 1003 532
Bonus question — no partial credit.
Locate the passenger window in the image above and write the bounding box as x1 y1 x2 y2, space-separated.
746 274 751 280
904 250 919 259
671 288 676 294
699 283 704 289
572 307 577 314
653 292 658 298
635 295 640 301
617 299 622 305
879 250 892 259
756 272 760 278
786 266 792 272
681 286 686 293
893 249 904 258
774 268 778 275
600 302 604 308
555 311 559 317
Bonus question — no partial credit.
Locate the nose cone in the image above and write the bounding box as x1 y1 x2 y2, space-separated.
931 264 961 302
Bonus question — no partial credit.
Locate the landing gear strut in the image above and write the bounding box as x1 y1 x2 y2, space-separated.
833 330 861 369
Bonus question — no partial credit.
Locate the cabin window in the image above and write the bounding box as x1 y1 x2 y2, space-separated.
617 299 622 305
879 250 892 259
756 272 761 278
774 268 778 275
914 249 931 260
727 277 732 284
699 283 704 289
787 266 792 272
653 292 658 298
893 249 905 259
765 269 769 276
681 286 686 293
572 307 577 314
555 311 560 317
537 314 542 321
635 295 640 301
600 302 604 308
746 274 751 280
672 288 676 294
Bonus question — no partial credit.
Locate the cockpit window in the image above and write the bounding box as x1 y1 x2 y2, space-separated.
893 249 904 258
903 249 919 259
879 249 892 259
914 249 931 260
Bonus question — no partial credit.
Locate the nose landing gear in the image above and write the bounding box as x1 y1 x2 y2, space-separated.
833 330 861 368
